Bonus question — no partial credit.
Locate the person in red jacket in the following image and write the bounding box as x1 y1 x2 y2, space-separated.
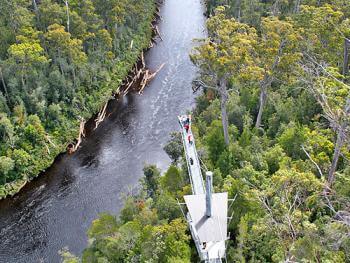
184 123 189 133
188 134 192 145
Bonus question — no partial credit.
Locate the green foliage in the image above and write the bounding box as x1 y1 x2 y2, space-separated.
60 0 350 261
79 164 191 263
0 0 156 198
142 165 161 199
188 1 350 260
0 156 14 184
163 132 183 164
88 213 119 239
160 165 184 196
60 248 79 263
278 123 307 159
204 120 227 164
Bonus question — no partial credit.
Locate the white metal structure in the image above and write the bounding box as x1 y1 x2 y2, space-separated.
178 115 205 195
178 115 228 263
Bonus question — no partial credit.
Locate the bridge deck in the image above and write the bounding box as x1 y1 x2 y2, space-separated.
178 116 205 195
178 115 226 263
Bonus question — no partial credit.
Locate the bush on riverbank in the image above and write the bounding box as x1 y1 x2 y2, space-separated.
0 0 157 199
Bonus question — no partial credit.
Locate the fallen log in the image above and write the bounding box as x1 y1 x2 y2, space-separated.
148 63 165 80
155 25 163 41
94 101 108 129
139 69 149 94
68 119 86 153
138 63 165 94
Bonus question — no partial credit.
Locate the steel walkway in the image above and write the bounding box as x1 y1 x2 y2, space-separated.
178 115 227 263
178 116 205 195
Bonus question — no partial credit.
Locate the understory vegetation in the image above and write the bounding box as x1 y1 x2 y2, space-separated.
0 0 157 198
68 0 350 262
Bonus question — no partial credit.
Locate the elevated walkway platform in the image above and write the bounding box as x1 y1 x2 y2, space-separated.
185 193 228 261
178 115 228 263
178 116 205 195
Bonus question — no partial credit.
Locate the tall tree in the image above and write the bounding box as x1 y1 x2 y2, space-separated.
255 17 301 128
191 6 259 145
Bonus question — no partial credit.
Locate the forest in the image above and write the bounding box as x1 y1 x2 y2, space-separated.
0 0 156 198
65 0 350 262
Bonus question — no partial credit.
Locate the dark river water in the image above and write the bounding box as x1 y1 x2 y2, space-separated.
0 1 206 262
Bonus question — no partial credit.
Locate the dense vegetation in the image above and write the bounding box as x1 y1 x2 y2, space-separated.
66 0 350 262
189 1 350 260
61 164 194 262
0 0 157 198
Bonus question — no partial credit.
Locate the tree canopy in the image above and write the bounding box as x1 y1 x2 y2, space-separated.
0 0 156 198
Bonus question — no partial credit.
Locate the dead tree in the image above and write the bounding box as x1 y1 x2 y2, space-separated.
301 56 350 190
327 98 350 187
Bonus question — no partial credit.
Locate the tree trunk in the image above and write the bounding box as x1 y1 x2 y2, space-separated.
327 130 344 187
32 0 38 11
255 41 283 129
272 0 280 16
72 67 77 90
0 67 9 101
294 0 301 13
64 0 70 33
236 0 241 22
32 0 40 24
21 65 26 90
255 82 268 128
327 98 350 188
219 78 230 146
343 38 350 76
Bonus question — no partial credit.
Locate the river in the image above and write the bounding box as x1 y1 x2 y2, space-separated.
0 0 206 262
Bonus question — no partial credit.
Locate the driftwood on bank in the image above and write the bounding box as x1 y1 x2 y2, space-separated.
66 1 164 155
122 48 165 95
155 7 162 20
94 101 108 130
68 119 86 154
139 63 165 94
155 26 163 41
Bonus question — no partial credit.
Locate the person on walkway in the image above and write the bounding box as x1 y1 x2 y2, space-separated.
188 134 192 145
181 115 187 125
184 123 189 133
190 157 194 165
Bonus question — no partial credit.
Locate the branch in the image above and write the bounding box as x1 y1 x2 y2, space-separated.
303 53 350 90
192 79 220 93
192 79 239 95
301 145 324 177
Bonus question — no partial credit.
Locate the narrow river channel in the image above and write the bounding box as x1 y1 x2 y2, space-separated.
0 0 206 262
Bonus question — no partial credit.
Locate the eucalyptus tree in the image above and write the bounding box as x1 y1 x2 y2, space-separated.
8 28 48 90
191 7 259 145
255 17 302 128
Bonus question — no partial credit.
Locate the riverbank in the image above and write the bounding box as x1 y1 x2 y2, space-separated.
0 1 162 200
